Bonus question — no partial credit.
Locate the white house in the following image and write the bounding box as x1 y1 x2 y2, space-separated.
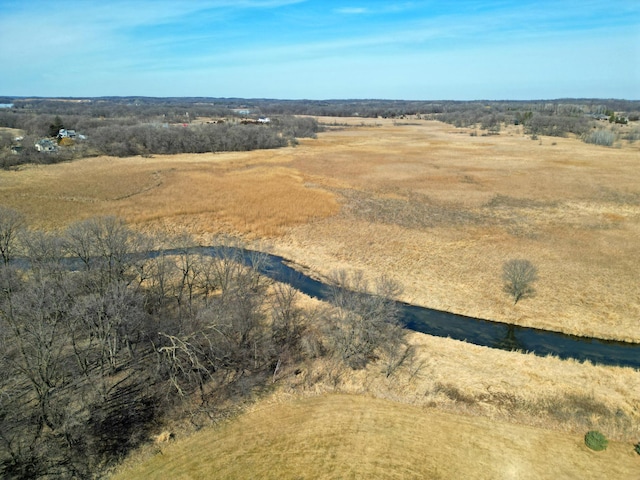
58 129 77 139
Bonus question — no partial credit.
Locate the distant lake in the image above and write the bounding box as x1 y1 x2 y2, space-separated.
0 103 13 108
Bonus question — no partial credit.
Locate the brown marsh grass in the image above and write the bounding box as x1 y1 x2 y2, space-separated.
0 127 23 136
110 393 639 480
108 284 640 476
109 295 640 478
0 153 338 236
279 121 640 343
4 121 636 477
0 119 638 341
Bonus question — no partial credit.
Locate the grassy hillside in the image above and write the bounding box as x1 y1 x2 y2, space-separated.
110 393 639 480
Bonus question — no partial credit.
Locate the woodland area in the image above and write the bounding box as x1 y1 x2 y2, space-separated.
0 99 321 167
0 97 639 478
0 210 408 479
1 97 639 167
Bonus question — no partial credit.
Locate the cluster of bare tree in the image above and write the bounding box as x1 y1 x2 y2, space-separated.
522 114 592 137
438 109 509 130
88 123 289 157
0 103 322 167
437 104 597 138
324 271 411 374
85 116 321 157
2 97 639 167
0 210 407 478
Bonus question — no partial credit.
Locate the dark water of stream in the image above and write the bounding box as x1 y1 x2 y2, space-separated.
205 247 639 370
53 246 640 370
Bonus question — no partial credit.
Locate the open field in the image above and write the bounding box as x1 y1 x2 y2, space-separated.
0 127 23 135
111 393 640 480
3 117 639 478
109 314 640 478
1 119 638 341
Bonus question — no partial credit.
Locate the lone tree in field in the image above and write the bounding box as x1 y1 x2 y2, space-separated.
502 259 538 304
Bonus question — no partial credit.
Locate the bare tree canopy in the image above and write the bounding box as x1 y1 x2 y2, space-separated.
502 259 538 304
0 217 413 478
0 206 25 265
324 271 408 370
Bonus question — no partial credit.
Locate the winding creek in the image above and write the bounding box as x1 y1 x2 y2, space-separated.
22 245 638 370
175 247 640 370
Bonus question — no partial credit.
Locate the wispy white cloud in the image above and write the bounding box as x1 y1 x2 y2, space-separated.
335 7 369 15
334 2 420 16
0 0 308 67
0 0 637 98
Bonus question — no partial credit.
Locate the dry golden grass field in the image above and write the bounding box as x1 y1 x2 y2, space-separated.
2 118 639 478
2 119 638 341
111 393 640 480
113 323 640 478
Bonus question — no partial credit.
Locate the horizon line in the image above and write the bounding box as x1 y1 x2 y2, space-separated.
2 96 639 103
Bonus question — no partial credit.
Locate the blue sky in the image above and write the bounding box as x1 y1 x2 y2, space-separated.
0 0 638 99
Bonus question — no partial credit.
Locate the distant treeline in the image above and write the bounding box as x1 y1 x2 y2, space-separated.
0 99 321 167
89 123 286 157
1 97 639 167
4 96 639 120
433 101 638 138
86 116 319 157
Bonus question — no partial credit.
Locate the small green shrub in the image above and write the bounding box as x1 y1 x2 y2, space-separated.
634 442 640 455
585 430 608 451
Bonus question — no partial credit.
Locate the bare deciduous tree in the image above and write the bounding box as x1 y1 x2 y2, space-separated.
156 246 275 401
325 271 407 370
64 216 151 294
502 259 538 304
0 207 24 265
0 215 420 477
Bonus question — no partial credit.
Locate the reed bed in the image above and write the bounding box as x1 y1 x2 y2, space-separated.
1 121 638 340
3 119 640 479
